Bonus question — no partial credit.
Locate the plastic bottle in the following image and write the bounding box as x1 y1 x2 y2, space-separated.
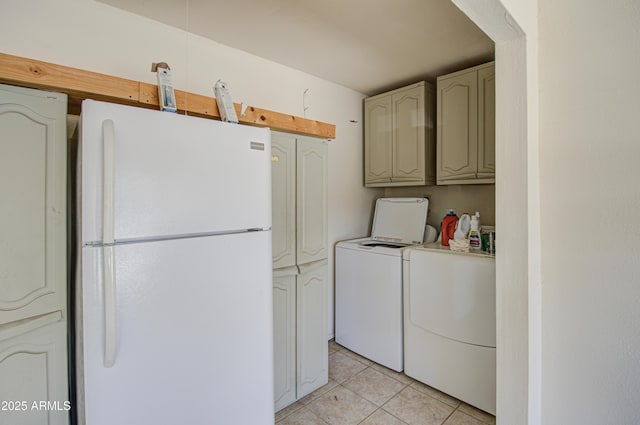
441 209 458 247
469 215 481 250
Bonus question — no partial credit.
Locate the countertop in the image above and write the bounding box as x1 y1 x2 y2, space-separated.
407 242 496 259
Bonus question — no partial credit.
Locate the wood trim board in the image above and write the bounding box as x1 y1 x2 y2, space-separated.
0 52 336 139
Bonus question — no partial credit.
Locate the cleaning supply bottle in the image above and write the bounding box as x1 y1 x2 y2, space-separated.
441 209 458 247
469 214 481 250
454 213 471 240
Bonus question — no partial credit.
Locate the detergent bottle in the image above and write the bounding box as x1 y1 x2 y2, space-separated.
441 209 458 247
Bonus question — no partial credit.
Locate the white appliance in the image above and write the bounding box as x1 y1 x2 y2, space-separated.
76 100 274 425
403 245 496 414
335 198 428 372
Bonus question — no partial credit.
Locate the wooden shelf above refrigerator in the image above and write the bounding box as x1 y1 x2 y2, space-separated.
0 52 336 139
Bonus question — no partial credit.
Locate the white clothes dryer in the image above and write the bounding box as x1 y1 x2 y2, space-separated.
335 198 429 372
403 244 496 414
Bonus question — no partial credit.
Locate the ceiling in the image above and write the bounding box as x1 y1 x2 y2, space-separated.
98 0 494 96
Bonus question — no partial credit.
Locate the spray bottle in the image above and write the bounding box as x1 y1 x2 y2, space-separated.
469 212 481 250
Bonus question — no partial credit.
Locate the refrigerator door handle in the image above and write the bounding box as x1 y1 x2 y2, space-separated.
103 245 117 367
102 119 115 245
102 119 117 367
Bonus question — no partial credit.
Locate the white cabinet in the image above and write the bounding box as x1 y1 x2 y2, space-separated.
0 84 69 425
364 82 436 187
436 62 495 185
273 268 296 410
272 132 328 268
296 138 329 264
271 132 328 411
296 261 328 399
0 85 67 325
271 135 296 269
273 261 329 410
0 313 69 425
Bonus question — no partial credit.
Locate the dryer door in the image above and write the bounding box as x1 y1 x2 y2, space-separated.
405 250 496 347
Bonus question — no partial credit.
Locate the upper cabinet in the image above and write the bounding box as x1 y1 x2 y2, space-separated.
364 82 435 187
0 84 67 325
271 132 328 269
436 62 495 185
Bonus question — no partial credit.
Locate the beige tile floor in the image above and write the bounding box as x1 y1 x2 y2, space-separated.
275 341 496 425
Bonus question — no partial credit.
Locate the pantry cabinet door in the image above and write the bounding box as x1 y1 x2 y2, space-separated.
273 270 297 411
271 132 297 269
0 314 69 425
437 72 478 182
477 65 496 178
391 85 425 183
296 261 328 399
296 137 328 265
0 84 67 325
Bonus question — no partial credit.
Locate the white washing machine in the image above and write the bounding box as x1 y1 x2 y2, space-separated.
335 198 429 372
403 244 496 414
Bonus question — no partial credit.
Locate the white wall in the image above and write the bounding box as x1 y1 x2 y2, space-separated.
386 184 496 230
537 1 640 424
457 0 640 424
0 0 382 337
452 1 537 423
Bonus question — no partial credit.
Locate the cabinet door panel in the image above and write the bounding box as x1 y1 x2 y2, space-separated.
271 133 296 268
437 74 478 181
364 97 392 184
0 317 69 425
273 271 296 411
296 262 328 398
424 84 437 184
296 138 328 264
478 66 496 177
0 85 67 325
392 86 425 182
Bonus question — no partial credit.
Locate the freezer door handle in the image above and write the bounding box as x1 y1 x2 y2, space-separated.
102 119 117 367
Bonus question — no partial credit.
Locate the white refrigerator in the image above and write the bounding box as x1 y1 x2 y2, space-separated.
76 100 274 424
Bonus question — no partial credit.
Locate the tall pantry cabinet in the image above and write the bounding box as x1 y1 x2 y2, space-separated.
271 131 328 411
0 84 69 425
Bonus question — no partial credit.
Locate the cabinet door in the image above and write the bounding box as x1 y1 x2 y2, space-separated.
0 313 69 425
477 65 496 179
296 261 328 399
273 270 297 411
424 83 437 185
437 72 478 182
364 96 392 185
0 85 67 325
391 85 425 183
296 138 328 265
271 132 296 269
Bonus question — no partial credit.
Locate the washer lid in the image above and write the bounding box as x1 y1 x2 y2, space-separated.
371 198 429 245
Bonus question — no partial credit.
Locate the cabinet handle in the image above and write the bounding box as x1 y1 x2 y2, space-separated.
102 119 117 368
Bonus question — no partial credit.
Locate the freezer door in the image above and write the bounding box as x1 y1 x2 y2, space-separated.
77 231 274 425
79 100 271 244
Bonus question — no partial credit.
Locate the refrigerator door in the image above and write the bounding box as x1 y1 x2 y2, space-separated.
77 231 274 425
79 100 271 244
